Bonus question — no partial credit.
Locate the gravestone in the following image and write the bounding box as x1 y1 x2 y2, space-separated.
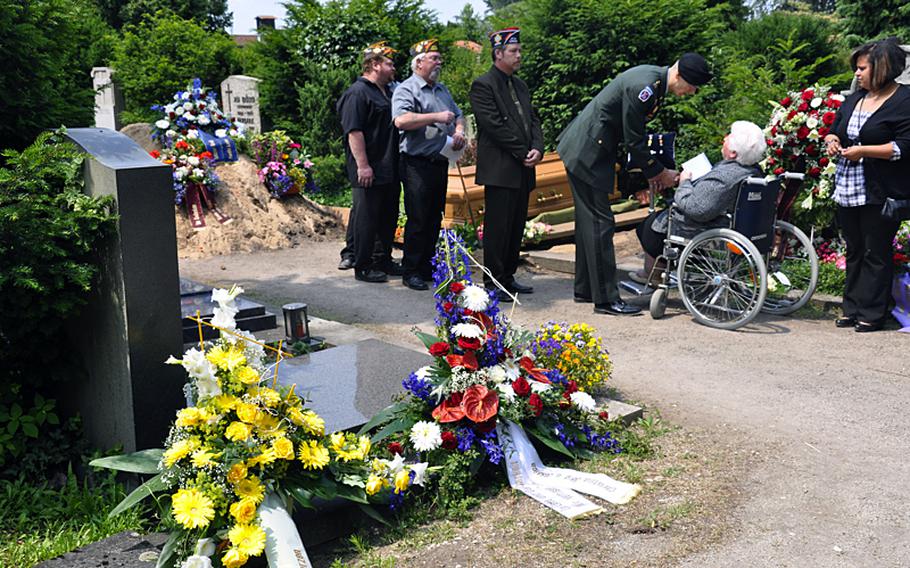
277 339 430 433
62 128 185 453
221 75 262 134
91 67 123 130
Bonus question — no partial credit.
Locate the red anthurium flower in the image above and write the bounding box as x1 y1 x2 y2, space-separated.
432 392 466 423
511 376 531 396
474 417 497 434
457 337 481 351
441 430 458 450
387 442 403 455
462 385 499 423
518 356 550 383
446 351 478 370
429 342 450 357
528 393 543 417
449 281 465 294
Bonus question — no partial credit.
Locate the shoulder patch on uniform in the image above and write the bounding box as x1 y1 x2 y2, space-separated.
638 86 654 102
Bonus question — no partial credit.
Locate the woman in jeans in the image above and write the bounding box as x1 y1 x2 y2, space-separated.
824 39 910 332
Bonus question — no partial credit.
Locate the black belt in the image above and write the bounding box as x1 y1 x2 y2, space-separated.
404 153 448 165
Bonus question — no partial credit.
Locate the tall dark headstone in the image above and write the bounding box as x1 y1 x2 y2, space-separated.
63 128 185 452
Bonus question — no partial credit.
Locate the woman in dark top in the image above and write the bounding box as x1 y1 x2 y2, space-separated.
824 39 910 332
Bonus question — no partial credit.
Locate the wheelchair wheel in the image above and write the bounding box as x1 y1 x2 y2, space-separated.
649 287 667 319
677 228 767 330
761 220 818 315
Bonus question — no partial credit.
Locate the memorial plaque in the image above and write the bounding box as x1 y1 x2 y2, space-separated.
221 75 262 134
277 339 430 433
91 67 123 130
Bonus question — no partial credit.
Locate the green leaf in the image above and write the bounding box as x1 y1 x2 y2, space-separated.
527 425 576 459
335 483 368 504
21 422 38 438
309 476 338 501
109 473 170 517
288 486 316 510
357 503 389 526
155 530 181 568
357 400 410 436
414 330 442 350
369 416 417 444
90 449 164 474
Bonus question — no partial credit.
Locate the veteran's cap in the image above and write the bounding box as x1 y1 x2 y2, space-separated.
678 53 712 86
489 27 521 49
410 39 440 56
363 40 397 59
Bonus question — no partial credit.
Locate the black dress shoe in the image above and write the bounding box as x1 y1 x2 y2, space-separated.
494 289 514 303
855 320 884 333
593 300 642 315
355 269 388 283
573 295 592 303
338 257 355 270
506 280 534 294
378 260 404 276
835 316 856 328
402 274 429 291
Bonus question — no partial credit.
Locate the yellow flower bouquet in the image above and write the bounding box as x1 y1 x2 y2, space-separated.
92 286 426 568
530 322 613 392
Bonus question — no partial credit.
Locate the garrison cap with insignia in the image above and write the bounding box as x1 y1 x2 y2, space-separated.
678 52 712 86
363 40 398 59
489 27 520 49
410 39 440 56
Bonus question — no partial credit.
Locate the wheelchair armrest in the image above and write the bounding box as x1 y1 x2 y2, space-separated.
780 172 805 181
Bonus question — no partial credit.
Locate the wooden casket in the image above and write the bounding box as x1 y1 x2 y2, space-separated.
443 151 622 227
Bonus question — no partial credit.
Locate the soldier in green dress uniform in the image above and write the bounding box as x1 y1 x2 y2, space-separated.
557 53 712 315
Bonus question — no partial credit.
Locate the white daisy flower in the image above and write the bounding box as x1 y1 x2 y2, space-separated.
570 391 597 412
460 284 489 311
451 323 483 339
409 421 442 452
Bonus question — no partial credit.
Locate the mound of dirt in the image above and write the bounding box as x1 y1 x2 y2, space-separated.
119 123 343 259
175 157 343 259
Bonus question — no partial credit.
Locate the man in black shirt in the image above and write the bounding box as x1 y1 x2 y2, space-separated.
336 41 402 282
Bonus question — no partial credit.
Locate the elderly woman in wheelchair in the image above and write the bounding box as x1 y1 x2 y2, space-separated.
632 120 819 329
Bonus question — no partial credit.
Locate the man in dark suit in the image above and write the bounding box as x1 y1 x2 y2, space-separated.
557 53 712 315
469 27 544 302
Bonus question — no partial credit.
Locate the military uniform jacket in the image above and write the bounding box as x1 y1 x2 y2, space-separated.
470 66 544 189
556 65 667 187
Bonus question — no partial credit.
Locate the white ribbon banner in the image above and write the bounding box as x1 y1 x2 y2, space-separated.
497 420 641 519
260 493 313 568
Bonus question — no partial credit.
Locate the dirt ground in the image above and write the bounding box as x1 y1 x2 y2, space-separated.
180 236 910 568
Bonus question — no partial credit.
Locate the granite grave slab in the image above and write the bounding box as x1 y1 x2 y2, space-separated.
276 339 430 433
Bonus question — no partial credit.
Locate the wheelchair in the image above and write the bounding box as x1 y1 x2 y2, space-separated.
644 173 819 330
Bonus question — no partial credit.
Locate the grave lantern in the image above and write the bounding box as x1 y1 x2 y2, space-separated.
282 302 310 341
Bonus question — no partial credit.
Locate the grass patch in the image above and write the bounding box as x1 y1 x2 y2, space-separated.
639 500 696 531
0 468 149 566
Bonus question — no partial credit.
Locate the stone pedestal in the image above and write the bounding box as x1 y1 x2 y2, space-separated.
62 128 185 452
221 75 262 134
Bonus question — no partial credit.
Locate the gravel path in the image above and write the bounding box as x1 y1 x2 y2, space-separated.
181 239 910 568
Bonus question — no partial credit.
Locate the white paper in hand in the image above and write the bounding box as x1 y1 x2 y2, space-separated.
681 153 712 180
439 135 465 164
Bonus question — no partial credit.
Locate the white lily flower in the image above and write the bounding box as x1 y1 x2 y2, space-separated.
387 453 405 473
530 380 552 393
415 365 432 380
181 556 213 568
211 306 237 330
194 538 216 557
410 462 429 487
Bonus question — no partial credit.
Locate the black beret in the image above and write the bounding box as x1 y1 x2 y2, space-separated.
678 53 712 86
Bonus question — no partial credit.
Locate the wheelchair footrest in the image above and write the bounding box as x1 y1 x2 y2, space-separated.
619 280 654 296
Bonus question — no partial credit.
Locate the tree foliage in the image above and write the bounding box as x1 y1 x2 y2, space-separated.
0 0 115 150
513 0 734 148
837 0 910 44
111 12 240 123
95 0 232 31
